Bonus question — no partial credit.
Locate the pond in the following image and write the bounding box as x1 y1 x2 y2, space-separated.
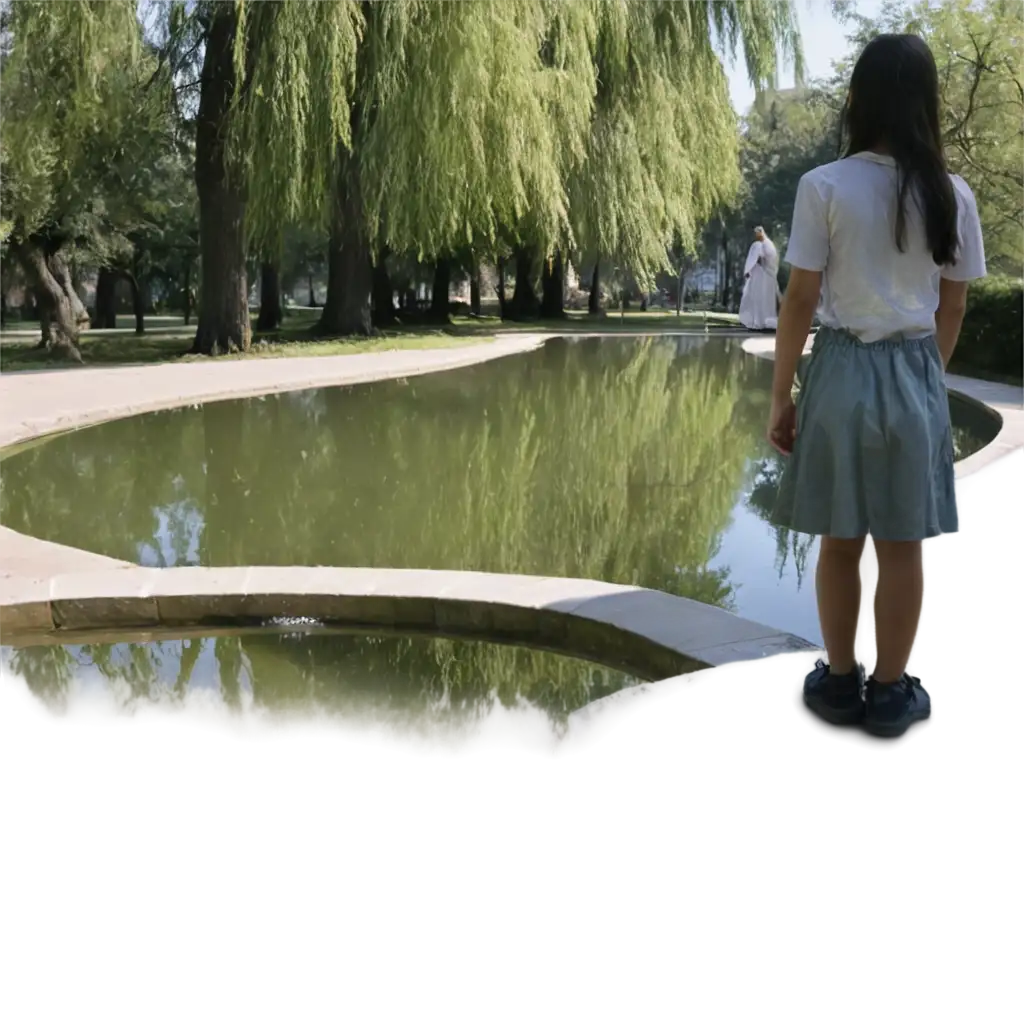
0 335 998 655
0 629 637 733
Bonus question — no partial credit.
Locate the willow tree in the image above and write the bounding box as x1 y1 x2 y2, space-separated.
181 0 361 354
317 0 598 334
0 0 158 359
564 0 802 315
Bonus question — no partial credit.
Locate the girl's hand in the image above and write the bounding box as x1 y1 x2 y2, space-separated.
767 395 796 455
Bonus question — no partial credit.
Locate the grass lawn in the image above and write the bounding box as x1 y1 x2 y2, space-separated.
0 307 739 372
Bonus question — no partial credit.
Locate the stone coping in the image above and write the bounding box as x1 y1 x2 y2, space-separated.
740 335 1024 478
0 567 816 682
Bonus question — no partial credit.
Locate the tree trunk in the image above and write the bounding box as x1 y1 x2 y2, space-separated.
540 250 565 319
14 241 85 361
50 251 90 331
496 258 507 317
92 267 118 329
126 272 145 335
506 247 540 320
192 6 250 356
372 253 397 327
429 259 451 322
720 226 732 311
183 260 193 326
588 263 601 315
320 135 372 336
470 261 481 316
256 262 282 331
307 273 316 308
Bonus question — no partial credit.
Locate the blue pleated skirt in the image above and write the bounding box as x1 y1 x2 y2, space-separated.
772 326 958 541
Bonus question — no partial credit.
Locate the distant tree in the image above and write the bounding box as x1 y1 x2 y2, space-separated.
0 0 165 358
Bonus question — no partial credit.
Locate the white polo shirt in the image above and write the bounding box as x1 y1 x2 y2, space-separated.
785 151 987 343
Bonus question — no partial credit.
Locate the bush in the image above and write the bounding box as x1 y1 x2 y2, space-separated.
950 275 1023 382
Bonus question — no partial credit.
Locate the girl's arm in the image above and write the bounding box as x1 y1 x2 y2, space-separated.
771 267 822 400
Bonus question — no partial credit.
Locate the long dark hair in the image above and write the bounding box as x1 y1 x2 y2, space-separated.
841 33 958 266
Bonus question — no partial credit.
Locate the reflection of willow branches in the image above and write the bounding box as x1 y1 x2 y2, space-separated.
2 632 636 733
4 646 78 710
364 339 755 606
745 454 816 586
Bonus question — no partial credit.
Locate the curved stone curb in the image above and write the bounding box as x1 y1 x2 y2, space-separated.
0 567 816 682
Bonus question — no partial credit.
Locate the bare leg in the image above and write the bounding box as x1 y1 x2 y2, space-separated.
872 539 924 683
815 535 866 675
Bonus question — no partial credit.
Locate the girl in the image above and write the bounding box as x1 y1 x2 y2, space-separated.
768 34 986 738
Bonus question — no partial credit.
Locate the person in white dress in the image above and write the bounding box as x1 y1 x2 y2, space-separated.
739 226 781 329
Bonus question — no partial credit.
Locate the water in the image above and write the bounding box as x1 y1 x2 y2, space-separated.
0 335 997 650
0 629 637 733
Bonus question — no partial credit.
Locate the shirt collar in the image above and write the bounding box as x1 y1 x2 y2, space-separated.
848 151 897 167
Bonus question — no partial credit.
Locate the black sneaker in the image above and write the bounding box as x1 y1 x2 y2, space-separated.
862 675 931 738
803 659 866 726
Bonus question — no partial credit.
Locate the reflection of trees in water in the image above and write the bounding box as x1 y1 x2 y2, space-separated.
745 453 816 587
1 631 635 734
2 337 772 720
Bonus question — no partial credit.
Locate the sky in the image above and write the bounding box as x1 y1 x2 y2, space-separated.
723 0 886 113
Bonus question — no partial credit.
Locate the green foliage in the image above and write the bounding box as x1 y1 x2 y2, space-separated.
950 275 1024 381
229 0 362 250
217 0 797 327
0 0 163 257
357 0 598 260
567 0 802 288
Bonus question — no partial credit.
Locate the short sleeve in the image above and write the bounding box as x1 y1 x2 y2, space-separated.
785 173 830 271
941 178 987 281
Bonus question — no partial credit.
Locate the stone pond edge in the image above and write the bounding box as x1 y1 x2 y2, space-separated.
0 566 817 681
